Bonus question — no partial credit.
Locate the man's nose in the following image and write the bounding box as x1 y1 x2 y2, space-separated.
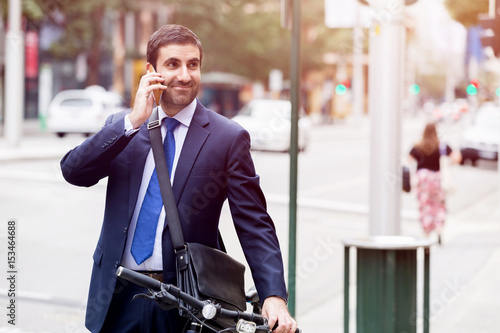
177 65 191 82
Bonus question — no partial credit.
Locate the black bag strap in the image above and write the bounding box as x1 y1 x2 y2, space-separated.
147 108 185 251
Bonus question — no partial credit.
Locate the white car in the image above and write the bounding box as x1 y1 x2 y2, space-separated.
46 86 127 137
231 99 311 152
459 102 500 165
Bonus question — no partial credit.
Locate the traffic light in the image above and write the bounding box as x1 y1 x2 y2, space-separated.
335 79 351 95
409 84 420 95
467 79 479 95
479 13 500 56
341 79 351 89
335 84 347 95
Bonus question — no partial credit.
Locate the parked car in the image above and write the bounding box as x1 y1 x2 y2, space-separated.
231 99 311 152
46 86 127 137
459 102 500 166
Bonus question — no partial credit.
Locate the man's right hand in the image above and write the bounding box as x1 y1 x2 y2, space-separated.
128 69 167 129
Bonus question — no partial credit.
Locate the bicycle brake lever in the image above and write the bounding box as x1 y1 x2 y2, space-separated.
132 290 178 311
131 291 153 301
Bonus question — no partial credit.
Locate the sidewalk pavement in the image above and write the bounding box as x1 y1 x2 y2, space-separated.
428 191 500 333
297 190 500 332
0 120 83 162
2 119 500 332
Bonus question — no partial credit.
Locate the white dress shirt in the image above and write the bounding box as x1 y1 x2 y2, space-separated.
121 99 196 271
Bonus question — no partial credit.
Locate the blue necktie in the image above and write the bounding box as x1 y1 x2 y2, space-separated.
131 117 180 265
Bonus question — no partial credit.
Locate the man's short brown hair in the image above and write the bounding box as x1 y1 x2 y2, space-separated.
147 24 203 69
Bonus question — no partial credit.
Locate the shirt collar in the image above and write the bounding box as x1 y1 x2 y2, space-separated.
158 99 196 128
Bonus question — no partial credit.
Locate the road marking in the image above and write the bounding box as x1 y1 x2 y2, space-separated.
265 193 419 220
0 169 63 182
301 175 368 196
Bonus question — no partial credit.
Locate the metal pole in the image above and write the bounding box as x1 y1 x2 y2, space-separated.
343 246 350 333
352 0 365 121
423 247 430 333
4 0 24 146
368 0 404 236
288 0 300 317
491 0 500 218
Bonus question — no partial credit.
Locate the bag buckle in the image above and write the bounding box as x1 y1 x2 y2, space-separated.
147 120 161 130
176 247 189 270
174 245 187 254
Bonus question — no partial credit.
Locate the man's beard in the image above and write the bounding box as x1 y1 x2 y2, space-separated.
161 80 199 110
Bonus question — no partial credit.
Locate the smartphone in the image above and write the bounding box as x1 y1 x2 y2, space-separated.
147 64 162 106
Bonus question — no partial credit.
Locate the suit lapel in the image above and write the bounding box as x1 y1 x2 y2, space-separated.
172 103 210 206
128 124 151 219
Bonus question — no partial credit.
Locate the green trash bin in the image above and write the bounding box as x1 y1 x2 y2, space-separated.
343 236 434 333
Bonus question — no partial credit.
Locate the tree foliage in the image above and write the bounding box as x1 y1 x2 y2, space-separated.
1 0 137 85
2 0 352 84
169 0 352 82
169 0 290 82
444 0 489 27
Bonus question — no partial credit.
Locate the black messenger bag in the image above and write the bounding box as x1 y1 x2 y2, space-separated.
176 243 246 312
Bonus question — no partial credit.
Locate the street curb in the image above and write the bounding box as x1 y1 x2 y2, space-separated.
266 192 420 220
0 149 68 162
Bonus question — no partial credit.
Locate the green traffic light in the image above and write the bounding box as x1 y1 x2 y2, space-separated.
336 84 347 95
467 84 477 95
409 84 420 95
496 87 500 97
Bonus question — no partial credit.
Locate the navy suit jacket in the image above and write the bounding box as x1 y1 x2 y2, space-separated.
60 101 287 332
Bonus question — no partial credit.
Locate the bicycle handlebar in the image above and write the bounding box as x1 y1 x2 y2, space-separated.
117 266 162 290
116 266 300 333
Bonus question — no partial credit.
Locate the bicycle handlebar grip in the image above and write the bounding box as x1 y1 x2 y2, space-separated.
238 312 301 333
116 266 162 290
271 322 301 333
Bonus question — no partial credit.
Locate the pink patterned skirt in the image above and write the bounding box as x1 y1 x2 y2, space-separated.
416 169 446 234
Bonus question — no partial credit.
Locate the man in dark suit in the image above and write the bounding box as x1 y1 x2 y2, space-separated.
61 24 296 332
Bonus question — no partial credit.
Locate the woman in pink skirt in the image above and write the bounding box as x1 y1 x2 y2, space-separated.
409 123 461 244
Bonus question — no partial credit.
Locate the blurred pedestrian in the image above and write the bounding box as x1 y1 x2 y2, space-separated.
408 122 461 244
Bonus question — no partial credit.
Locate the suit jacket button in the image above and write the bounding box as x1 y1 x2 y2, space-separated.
123 227 128 234
115 261 119 268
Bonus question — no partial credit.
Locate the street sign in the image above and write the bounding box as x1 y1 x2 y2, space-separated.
269 69 284 93
324 0 371 28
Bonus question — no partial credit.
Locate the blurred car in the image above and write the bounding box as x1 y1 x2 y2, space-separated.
432 99 469 122
459 102 500 166
231 99 311 152
46 85 127 137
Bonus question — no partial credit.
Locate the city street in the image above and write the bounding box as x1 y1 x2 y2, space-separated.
0 114 499 332
3 0 500 331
